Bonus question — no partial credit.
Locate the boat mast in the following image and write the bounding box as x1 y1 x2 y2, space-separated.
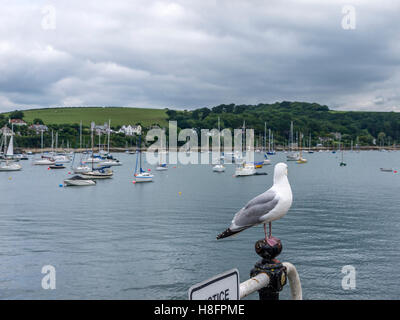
91 126 94 170
55 131 58 153
268 129 271 153
79 120 82 150
107 119 111 154
271 132 274 152
264 122 267 152
218 116 221 162
290 121 293 152
299 133 302 158
41 130 43 152
139 134 142 171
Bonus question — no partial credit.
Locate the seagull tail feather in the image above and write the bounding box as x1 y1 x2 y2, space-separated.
216 228 241 240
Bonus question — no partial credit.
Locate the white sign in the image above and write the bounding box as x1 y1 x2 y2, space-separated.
188 269 240 300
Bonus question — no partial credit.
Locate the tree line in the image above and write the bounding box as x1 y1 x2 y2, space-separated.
166 101 400 147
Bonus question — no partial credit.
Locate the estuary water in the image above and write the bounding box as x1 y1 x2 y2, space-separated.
0 151 400 300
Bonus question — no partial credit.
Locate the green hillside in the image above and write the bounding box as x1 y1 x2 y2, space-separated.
4 107 168 127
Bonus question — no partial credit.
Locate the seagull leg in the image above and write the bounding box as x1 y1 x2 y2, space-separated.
264 223 268 241
269 222 272 238
266 222 279 246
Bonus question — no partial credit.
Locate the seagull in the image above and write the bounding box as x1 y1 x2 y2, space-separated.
217 162 292 246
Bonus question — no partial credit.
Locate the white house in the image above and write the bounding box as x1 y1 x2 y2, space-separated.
118 125 142 136
9 119 27 126
29 124 49 134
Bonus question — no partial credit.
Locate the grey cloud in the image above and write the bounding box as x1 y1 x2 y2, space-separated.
0 0 399 111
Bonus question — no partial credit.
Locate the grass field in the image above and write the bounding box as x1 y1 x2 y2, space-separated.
3 107 169 127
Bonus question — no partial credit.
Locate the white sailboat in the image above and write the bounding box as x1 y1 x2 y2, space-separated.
80 126 113 179
287 121 300 161
72 122 91 173
0 125 22 171
156 130 168 171
263 122 271 165
213 117 225 172
101 119 123 167
234 161 256 176
267 129 276 155
296 133 307 163
34 130 55 165
234 121 256 176
134 134 153 182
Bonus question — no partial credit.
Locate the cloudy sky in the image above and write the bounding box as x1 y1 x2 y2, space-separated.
0 0 399 112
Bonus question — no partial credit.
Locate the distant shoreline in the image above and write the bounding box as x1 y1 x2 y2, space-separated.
17 146 397 153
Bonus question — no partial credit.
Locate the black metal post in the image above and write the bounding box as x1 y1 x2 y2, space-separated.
250 239 287 300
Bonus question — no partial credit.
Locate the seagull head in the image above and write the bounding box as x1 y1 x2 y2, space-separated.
274 162 288 183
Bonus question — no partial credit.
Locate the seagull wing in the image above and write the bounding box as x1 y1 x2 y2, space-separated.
231 189 279 231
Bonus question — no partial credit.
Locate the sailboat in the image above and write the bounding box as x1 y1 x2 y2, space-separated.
213 117 225 172
72 122 91 173
0 125 22 171
134 134 153 182
234 161 256 176
101 120 123 166
296 133 307 164
267 129 276 155
234 121 256 176
287 121 300 161
263 123 271 165
80 126 113 179
340 141 346 166
156 130 168 171
34 130 55 165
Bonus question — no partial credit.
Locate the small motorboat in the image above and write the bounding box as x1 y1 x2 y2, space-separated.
64 175 96 186
287 153 300 161
297 157 308 164
235 162 256 177
49 163 66 169
254 161 264 169
156 163 168 171
53 155 71 163
263 154 271 165
15 154 29 160
73 165 91 173
100 159 122 166
81 166 113 179
34 158 55 165
212 164 225 172
0 161 22 171
380 168 393 172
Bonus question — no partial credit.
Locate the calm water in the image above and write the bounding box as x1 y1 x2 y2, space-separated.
0 151 399 300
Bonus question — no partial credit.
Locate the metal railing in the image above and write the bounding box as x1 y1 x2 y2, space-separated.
239 262 302 300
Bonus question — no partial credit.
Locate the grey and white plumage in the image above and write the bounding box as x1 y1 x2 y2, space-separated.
217 162 292 239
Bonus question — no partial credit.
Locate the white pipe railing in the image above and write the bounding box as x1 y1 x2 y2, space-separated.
239 262 302 300
283 262 302 300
